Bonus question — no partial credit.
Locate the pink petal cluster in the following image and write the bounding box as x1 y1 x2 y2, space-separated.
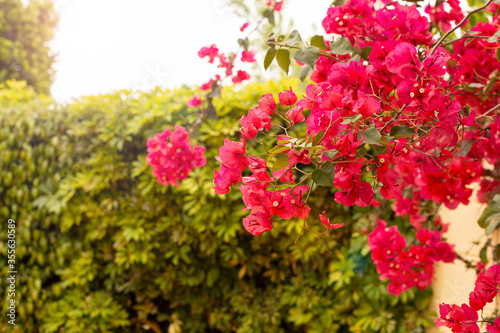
368 220 455 296
146 125 206 186
435 265 500 332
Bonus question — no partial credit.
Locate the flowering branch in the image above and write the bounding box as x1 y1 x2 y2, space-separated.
429 0 493 56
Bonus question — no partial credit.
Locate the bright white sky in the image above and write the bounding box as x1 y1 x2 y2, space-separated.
49 0 332 102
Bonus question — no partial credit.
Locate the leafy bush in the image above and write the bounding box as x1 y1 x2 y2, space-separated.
0 80 434 332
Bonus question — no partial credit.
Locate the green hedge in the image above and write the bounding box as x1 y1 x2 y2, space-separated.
0 80 434 332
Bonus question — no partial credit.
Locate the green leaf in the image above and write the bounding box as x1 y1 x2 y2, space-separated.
294 46 320 68
263 9 275 25
488 29 500 43
480 239 491 264
312 161 335 187
271 155 290 173
486 215 500 235
389 125 416 138
238 38 249 51
478 194 500 228
264 48 276 70
307 146 327 151
312 130 325 146
341 114 362 125
276 49 291 75
330 37 354 55
497 48 500 62
360 46 373 61
358 126 381 145
380 136 396 146
287 30 302 46
299 64 313 82
484 69 499 94
349 54 361 63
269 145 291 157
323 150 339 160
310 35 328 50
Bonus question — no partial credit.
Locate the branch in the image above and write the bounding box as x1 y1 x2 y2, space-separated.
477 103 500 120
380 105 406 133
429 0 493 57
442 35 494 47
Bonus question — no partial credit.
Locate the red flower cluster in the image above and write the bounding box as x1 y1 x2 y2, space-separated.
146 126 206 186
435 265 500 332
209 0 500 301
368 220 455 295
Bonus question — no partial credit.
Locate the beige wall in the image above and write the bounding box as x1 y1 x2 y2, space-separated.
428 198 492 332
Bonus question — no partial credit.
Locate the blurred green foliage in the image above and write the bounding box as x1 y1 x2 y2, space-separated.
0 0 58 94
0 80 435 332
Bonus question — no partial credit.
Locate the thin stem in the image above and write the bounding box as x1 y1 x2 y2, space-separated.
477 103 500 120
429 0 493 57
442 35 493 47
380 105 406 133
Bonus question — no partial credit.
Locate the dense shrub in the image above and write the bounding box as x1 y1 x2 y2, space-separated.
0 80 435 332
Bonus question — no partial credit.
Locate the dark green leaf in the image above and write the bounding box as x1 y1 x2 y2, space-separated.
264 48 276 70
497 48 500 62
310 35 328 50
480 239 491 264
360 47 373 61
312 161 335 187
389 125 416 138
276 49 291 75
330 37 354 55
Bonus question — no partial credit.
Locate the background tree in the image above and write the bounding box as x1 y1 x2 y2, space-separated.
0 0 58 94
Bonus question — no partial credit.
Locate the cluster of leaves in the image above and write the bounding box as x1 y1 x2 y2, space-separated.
0 0 58 94
0 80 435 332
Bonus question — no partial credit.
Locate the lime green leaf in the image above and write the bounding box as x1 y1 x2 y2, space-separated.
276 49 291 75
264 48 276 70
389 125 416 138
310 35 328 50
272 155 290 173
